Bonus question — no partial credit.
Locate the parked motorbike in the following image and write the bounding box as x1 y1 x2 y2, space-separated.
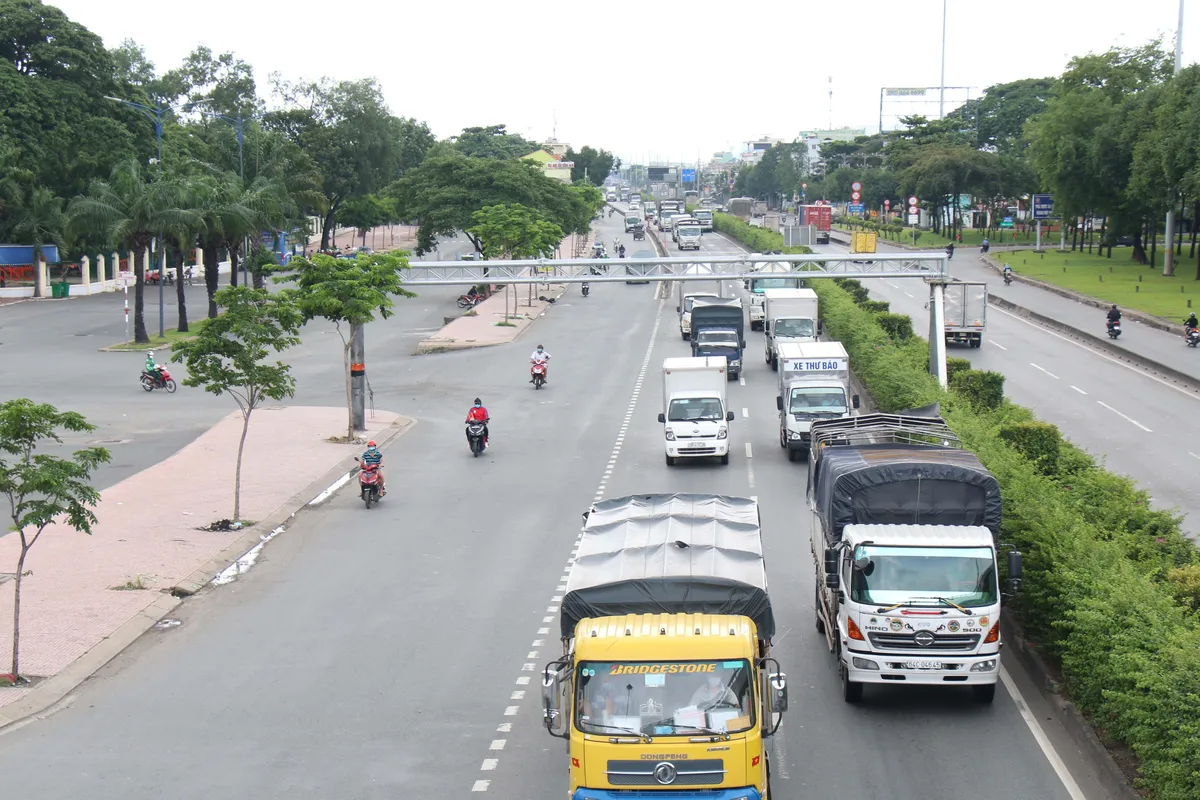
531 361 547 390
457 291 484 309
354 458 382 508
140 368 177 393
466 421 487 456
1107 319 1122 339
1187 326 1199 348
581 282 590 297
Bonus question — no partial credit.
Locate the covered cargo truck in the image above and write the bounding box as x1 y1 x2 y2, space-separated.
542 493 789 800
775 341 859 460
943 281 988 347
690 298 746 379
805 412 1021 705
800 205 832 244
745 263 806 330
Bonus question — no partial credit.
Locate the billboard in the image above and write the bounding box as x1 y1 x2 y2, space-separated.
682 168 696 183
1032 194 1054 220
648 167 678 182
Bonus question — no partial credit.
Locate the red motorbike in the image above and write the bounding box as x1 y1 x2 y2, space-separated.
457 289 485 309
355 459 383 508
531 361 547 390
140 368 177 393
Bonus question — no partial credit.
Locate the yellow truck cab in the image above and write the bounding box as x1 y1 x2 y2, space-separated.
541 494 788 800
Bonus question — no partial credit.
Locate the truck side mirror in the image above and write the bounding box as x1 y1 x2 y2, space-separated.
764 321 771 335
769 672 788 713
776 396 782 411
675 305 681 313
1008 550 1024 593
824 548 840 588
852 395 861 409
541 662 569 738
726 410 735 421
817 320 824 335
741 340 746 349
658 412 666 423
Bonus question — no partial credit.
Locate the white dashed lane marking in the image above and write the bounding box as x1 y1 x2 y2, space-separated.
1071 385 1088 395
1096 401 1152 432
1030 363 1059 379
989 340 1009 350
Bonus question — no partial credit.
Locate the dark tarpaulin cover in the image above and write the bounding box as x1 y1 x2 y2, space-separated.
813 444 1002 546
562 494 775 639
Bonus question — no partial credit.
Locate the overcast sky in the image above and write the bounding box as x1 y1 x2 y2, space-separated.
50 0 1199 164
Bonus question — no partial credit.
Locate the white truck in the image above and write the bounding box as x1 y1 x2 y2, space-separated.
746 263 806 330
943 281 988 348
775 341 859 461
658 357 735 466
677 265 721 339
808 413 1022 705
676 222 702 250
763 288 819 369
692 208 714 232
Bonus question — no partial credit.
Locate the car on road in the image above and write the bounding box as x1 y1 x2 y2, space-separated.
626 248 654 284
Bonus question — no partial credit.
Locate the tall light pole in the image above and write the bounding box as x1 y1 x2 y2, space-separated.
104 95 210 338
939 0 948 118
1164 0 1184 276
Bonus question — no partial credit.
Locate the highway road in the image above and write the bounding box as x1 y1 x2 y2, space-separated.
0 233 481 492
0 214 1112 800
813 238 1200 537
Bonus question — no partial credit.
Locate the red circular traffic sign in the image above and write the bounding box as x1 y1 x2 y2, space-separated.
851 192 861 201
884 199 891 208
908 196 919 206
851 182 862 191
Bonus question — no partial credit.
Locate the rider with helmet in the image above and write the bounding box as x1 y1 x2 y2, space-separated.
466 397 490 449
1107 304 1122 334
1185 311 1198 334
530 344 552 383
361 440 385 495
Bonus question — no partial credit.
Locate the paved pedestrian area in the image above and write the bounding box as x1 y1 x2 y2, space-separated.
0 405 406 711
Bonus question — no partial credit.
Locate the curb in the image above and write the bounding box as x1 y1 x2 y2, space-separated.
0 413 416 735
413 285 568 354
1001 614 1142 800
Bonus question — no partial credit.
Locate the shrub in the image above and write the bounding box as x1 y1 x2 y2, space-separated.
950 369 1004 411
1167 565 1200 612
860 300 890 314
946 357 972 383
876 312 914 341
998 421 1061 475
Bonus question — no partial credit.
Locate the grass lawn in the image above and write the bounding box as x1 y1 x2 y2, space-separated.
104 321 206 351
834 223 1055 248
997 249 1200 320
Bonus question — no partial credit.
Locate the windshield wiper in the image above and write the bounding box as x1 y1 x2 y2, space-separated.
875 596 973 614
585 723 650 742
644 719 731 739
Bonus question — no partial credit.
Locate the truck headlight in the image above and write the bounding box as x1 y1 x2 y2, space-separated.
665 430 676 441
788 431 801 440
852 657 880 670
730 359 741 367
970 659 998 672
717 427 728 439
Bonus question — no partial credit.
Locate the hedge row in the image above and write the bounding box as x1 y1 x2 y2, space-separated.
712 212 810 255
726 236 1200 797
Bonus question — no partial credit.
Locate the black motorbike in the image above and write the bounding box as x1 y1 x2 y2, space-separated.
581 282 590 297
632 228 645 241
1107 319 1122 339
467 421 487 457
1186 326 1199 348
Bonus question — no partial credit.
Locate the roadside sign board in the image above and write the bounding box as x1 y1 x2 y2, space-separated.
908 196 918 207
850 191 861 201
1032 194 1054 220
848 203 864 214
851 182 862 192
682 168 696 183
884 199 891 208
907 213 920 225
1000 216 1015 228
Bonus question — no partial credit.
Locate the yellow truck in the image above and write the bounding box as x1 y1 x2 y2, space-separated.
541 493 788 800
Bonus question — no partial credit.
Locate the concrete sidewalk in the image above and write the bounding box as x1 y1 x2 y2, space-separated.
414 283 566 353
0 405 413 725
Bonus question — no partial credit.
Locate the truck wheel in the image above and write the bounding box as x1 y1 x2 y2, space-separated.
681 331 688 341
842 668 863 703
665 454 675 466
814 585 825 634
972 684 996 704
787 447 798 462
779 429 787 449
765 349 772 364
770 354 778 372
974 336 983 348
720 453 730 465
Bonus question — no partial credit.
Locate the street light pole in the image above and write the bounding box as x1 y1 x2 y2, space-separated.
939 0 947 118
1164 0 1184 276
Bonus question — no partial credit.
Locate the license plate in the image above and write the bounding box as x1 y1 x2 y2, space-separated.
905 660 943 670
685 441 708 449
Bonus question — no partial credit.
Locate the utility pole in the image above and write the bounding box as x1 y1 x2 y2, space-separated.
939 0 948 118
1164 0 1184 276
351 324 366 431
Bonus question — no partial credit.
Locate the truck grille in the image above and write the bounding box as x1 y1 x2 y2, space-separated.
607 759 726 786
868 632 981 651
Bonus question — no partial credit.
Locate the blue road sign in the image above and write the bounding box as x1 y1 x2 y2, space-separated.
1032 194 1054 220
681 168 696 183
847 203 864 214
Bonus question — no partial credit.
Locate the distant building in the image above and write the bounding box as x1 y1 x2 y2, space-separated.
738 136 784 164
541 139 571 158
523 149 574 183
798 128 868 170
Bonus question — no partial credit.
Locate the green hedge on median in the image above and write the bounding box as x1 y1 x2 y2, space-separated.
727 227 1200 799
713 212 811 256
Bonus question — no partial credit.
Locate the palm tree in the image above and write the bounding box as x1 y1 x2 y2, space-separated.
67 160 202 343
9 187 67 298
190 171 257 318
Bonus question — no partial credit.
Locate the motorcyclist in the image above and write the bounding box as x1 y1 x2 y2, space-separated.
981 237 990 253
1185 312 1198 334
360 439 385 496
945 242 955 260
465 397 489 449
618 244 626 258
1002 263 1013 281
144 352 164 384
1106 304 1122 332
530 344 552 383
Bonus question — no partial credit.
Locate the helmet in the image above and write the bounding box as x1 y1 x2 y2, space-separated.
367 440 376 448
474 398 481 406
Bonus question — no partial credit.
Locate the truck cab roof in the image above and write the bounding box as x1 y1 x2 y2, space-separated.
842 524 996 549
573 614 758 660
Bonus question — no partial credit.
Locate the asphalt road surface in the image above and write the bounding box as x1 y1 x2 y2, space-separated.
0 233 481 492
0 215 1111 800
814 238 1200 536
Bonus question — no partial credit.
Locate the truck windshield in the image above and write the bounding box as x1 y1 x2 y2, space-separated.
751 278 800 293
850 545 998 607
694 212 712 220
668 397 724 421
697 330 738 346
773 318 814 338
789 386 846 413
680 228 700 237
576 660 754 736
626 217 640 224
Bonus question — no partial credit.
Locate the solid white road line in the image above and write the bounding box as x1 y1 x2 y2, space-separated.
742 407 749 418
989 340 1009 350
999 668 1089 800
1030 363 1060 380
1071 385 1088 395
1096 401 1153 432
1189 452 1200 460
744 442 753 458
739 376 746 386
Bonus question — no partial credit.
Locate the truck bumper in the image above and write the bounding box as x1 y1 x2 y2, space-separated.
785 433 809 451
573 789 760 800
667 441 729 458
843 649 1001 685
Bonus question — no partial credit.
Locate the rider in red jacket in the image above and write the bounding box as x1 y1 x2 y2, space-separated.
466 397 489 447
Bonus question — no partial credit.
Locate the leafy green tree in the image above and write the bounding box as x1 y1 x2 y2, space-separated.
8 186 66 296
171 286 302 522
946 77 1054 153
0 399 110 682
276 252 414 439
468 203 564 259
898 145 999 238
67 160 203 343
563 145 615 185
337 194 395 248
452 124 540 159
158 45 258 120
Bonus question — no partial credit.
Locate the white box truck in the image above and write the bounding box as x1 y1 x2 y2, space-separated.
677 265 721 339
658 357 735 466
676 222 702 250
746 263 806 330
763 288 819 369
775 341 859 461
943 281 988 347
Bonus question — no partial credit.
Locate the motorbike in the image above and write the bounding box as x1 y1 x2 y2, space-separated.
466 421 487 456
1107 319 1122 339
531 361 547 390
632 228 645 241
1187 326 1199 348
140 368 177 393
354 458 382 508
457 291 484 309
1002 271 1013 286
581 282 590 297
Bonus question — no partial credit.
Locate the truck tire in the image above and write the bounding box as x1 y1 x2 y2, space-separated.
842 668 863 703
972 684 996 704
787 447 798 462
779 429 787 449
765 349 772 364
720 453 730 465
665 454 675 466
681 330 688 341
814 586 825 634
771 354 778 371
